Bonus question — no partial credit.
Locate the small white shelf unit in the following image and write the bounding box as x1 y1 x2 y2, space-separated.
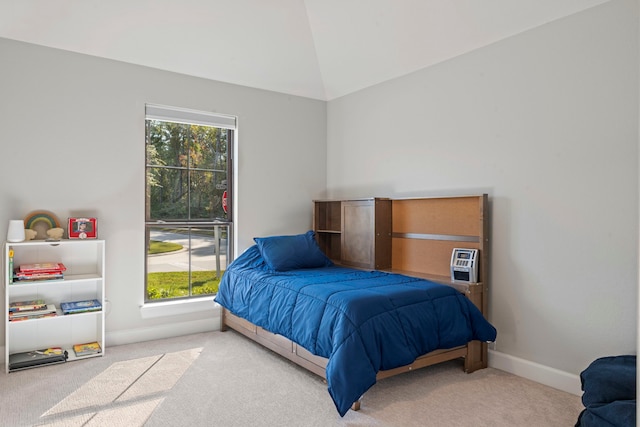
4 239 105 372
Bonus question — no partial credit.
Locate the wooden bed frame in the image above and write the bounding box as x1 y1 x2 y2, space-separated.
220 194 490 410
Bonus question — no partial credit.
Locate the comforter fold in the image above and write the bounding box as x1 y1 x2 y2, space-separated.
215 245 497 416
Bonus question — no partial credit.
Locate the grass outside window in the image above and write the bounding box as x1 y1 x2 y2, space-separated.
147 240 223 300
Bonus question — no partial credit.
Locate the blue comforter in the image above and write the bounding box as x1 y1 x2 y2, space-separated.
215 245 497 416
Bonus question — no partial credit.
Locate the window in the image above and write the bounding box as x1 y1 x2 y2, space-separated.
145 104 235 302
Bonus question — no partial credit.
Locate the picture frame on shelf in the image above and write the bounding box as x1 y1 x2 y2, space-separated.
68 217 97 239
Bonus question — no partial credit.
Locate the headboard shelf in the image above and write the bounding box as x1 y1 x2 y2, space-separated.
313 194 489 286
390 194 488 286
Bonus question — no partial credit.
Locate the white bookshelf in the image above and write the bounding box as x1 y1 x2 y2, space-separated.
4 239 105 372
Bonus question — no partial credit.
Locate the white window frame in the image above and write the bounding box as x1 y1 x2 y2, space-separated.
143 104 236 310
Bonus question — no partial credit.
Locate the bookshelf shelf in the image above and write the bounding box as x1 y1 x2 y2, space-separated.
4 239 105 372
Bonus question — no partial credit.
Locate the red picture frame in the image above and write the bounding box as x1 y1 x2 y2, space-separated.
68 217 97 239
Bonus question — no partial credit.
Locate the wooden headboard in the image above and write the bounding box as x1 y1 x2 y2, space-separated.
390 194 489 285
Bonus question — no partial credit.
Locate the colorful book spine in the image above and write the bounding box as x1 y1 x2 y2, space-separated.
8 312 58 322
8 304 57 320
19 262 67 273
9 299 47 312
13 270 64 281
8 248 13 284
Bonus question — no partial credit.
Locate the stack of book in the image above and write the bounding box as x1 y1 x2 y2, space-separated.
8 299 58 321
73 341 102 357
14 262 66 282
60 299 102 315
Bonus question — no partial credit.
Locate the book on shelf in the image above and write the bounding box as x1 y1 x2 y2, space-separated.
73 341 102 357
8 298 47 312
8 304 58 321
13 271 65 282
19 262 67 273
60 299 102 315
12 262 67 283
8 248 14 284
9 347 68 370
8 312 58 322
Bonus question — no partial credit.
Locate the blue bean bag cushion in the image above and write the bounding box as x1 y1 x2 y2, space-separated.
576 355 636 427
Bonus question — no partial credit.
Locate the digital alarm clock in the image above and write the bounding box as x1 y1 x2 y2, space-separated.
450 248 479 283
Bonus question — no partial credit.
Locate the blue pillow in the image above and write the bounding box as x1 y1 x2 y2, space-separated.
254 231 333 271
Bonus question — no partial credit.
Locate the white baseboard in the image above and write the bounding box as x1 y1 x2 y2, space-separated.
489 349 582 396
106 316 221 347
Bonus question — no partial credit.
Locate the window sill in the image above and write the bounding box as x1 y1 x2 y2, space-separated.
140 297 218 319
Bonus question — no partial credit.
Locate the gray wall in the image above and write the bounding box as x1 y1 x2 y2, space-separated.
326 0 638 384
0 38 326 345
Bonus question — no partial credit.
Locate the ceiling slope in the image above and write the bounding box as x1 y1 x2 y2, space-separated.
0 0 326 99
0 0 611 100
304 0 612 99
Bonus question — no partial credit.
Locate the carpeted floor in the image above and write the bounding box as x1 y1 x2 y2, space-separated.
0 331 584 426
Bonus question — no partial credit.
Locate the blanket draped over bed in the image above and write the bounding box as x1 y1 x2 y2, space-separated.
215 245 497 416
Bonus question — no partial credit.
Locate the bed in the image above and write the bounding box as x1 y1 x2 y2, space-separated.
215 221 497 416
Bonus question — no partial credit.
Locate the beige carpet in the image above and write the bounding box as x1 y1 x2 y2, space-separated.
0 331 584 426
38 348 201 426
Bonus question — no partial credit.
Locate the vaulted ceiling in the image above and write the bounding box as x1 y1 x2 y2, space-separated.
0 0 611 100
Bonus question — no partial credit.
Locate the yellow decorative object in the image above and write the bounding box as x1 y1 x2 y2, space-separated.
24 229 37 240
